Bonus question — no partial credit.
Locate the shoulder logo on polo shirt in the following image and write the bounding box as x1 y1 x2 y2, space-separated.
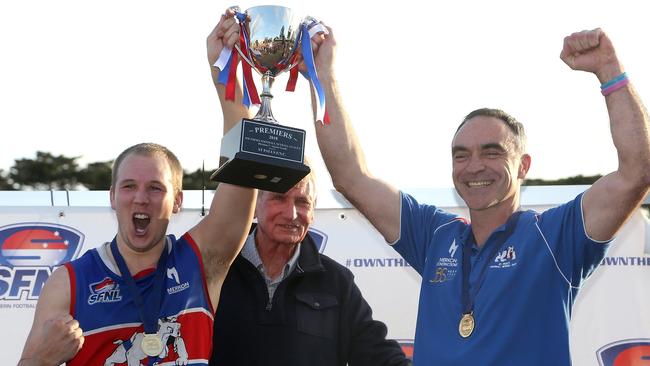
491 245 518 269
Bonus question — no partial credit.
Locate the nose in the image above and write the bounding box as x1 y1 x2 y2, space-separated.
281 202 298 220
465 155 486 174
133 187 149 204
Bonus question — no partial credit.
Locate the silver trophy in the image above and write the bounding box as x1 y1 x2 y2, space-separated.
211 5 311 193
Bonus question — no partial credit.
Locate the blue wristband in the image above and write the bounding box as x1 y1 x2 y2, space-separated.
600 72 627 90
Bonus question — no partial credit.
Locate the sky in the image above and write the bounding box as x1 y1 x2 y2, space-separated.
1 0 649 193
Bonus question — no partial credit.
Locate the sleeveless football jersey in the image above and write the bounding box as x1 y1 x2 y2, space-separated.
64 233 214 366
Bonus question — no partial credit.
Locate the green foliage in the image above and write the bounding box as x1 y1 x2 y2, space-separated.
2 152 606 191
0 169 15 190
183 167 219 190
9 152 81 190
78 161 113 190
523 174 602 186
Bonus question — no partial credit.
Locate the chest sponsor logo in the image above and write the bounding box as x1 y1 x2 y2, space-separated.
597 339 650 366
0 223 84 302
166 267 189 295
491 245 518 269
430 239 459 284
88 277 123 305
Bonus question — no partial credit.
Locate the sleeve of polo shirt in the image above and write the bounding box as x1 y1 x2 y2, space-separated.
392 192 458 276
537 192 611 288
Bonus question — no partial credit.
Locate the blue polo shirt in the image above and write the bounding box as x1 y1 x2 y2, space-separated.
392 192 609 365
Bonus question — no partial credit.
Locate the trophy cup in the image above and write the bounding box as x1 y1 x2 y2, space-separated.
211 5 311 193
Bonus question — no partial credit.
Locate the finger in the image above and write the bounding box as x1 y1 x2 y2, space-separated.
68 319 81 331
215 17 237 38
72 325 83 339
225 7 237 17
208 14 228 38
223 23 240 45
58 313 74 323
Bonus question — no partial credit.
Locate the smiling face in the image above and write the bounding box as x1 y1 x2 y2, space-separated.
110 152 182 254
254 178 316 248
451 115 530 213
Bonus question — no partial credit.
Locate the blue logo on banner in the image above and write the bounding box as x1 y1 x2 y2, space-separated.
0 223 84 301
597 339 650 366
308 228 328 253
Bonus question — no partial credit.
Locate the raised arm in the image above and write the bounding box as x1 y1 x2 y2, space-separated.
189 10 257 311
18 267 83 366
560 28 650 241
311 27 402 243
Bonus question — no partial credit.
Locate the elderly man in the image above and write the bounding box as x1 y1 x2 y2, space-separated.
206 11 410 366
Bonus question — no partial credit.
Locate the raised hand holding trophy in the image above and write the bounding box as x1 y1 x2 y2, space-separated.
212 6 326 193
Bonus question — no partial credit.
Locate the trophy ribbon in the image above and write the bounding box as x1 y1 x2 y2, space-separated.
299 20 329 124
214 9 329 123
285 53 300 92
214 10 260 106
237 23 261 106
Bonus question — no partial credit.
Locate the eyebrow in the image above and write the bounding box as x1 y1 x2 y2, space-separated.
118 179 166 186
451 143 507 155
480 143 507 152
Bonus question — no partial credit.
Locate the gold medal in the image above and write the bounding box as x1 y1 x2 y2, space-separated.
459 313 475 338
141 333 164 356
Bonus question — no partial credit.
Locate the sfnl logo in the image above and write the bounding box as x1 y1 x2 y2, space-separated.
598 339 650 366
0 223 84 301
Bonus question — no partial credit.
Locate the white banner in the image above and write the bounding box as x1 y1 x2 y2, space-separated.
1 199 648 364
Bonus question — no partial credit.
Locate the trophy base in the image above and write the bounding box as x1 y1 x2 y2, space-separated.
210 118 310 193
210 152 310 193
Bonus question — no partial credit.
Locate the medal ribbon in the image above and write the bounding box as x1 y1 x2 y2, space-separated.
109 237 169 336
461 211 523 315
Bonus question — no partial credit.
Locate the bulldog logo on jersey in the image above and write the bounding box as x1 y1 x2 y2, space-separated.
105 316 188 365
597 339 650 366
88 277 123 305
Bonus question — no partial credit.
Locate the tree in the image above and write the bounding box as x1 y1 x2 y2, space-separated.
78 161 113 190
9 152 81 190
524 174 602 186
183 166 219 190
0 169 15 190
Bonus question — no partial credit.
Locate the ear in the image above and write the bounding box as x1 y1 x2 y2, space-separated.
253 191 265 219
172 191 183 213
518 154 532 180
110 186 116 210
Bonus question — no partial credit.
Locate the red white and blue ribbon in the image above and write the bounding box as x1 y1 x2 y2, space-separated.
213 13 329 123
214 11 260 107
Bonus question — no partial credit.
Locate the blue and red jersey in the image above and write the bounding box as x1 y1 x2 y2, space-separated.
64 233 213 366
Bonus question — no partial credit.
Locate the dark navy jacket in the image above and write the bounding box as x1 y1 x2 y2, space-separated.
210 228 410 366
